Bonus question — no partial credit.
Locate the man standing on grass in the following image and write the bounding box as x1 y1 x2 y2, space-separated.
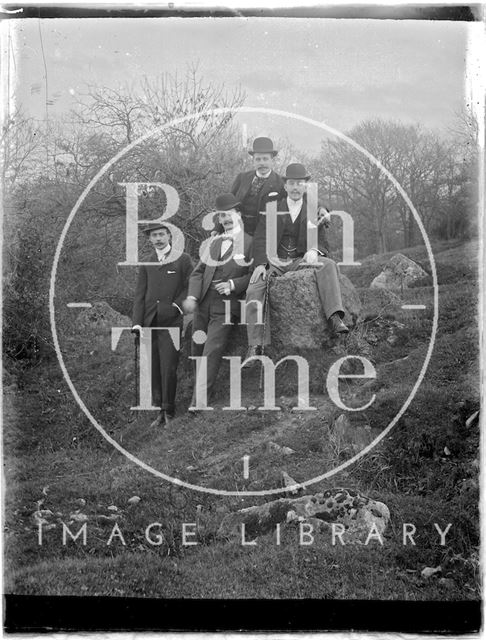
183 193 253 409
243 162 349 364
131 223 193 427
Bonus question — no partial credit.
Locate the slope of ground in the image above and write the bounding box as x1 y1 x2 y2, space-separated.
3 240 480 601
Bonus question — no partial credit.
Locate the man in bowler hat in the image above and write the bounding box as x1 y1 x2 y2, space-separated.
230 136 286 236
183 193 253 408
244 162 349 363
132 223 193 427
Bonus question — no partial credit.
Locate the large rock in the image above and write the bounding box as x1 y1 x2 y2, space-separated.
370 253 428 292
218 488 390 544
269 269 361 349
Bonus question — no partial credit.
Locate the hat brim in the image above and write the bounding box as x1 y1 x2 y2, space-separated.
214 201 241 212
248 151 278 157
143 224 170 235
284 175 311 181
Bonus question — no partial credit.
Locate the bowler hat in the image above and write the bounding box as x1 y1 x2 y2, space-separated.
143 222 171 235
284 163 310 181
215 193 241 211
248 137 278 157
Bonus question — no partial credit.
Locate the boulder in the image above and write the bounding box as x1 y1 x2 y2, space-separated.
370 253 428 292
269 269 362 349
218 488 390 544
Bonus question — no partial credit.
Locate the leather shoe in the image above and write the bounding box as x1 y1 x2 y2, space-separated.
150 411 166 428
329 313 349 335
242 345 262 368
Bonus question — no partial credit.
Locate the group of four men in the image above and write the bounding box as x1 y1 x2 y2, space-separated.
132 137 349 427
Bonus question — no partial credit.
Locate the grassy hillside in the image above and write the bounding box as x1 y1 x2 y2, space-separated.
4 239 480 601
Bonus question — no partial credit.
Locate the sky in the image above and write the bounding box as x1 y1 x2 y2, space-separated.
7 16 475 152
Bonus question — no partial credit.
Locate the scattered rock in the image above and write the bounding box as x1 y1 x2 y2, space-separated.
268 442 295 456
439 577 455 590
465 410 479 428
75 498 86 507
107 505 118 512
127 496 141 505
443 446 451 456
421 565 441 578
370 253 428 292
95 514 120 523
218 488 390 543
70 512 88 522
32 510 53 526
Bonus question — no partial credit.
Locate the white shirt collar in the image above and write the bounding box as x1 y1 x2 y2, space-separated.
155 244 171 261
223 223 242 239
287 197 303 222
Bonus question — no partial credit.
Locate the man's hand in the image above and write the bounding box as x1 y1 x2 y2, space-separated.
250 264 267 284
182 297 198 314
317 206 331 228
302 249 319 264
214 281 232 296
131 325 141 343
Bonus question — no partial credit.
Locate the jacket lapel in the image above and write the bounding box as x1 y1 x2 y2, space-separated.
241 171 255 198
202 237 223 295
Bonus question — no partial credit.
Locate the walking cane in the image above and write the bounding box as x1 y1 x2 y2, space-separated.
134 332 140 409
259 272 274 391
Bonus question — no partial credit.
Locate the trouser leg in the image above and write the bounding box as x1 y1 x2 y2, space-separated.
312 257 345 319
244 276 268 346
203 312 233 401
191 293 232 406
153 323 182 414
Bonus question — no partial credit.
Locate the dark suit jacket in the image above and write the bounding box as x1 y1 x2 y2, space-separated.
231 170 286 235
132 250 193 327
188 232 253 316
252 196 329 267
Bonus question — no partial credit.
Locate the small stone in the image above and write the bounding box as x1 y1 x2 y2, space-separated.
465 410 479 428
268 441 295 455
443 446 451 456
38 509 53 517
439 577 455 589
421 565 441 578
70 512 88 522
95 514 119 523
127 496 141 505
75 498 86 507
370 253 428 291
107 505 118 512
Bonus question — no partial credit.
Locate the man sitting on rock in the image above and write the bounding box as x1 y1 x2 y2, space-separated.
183 194 253 408
244 162 349 363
